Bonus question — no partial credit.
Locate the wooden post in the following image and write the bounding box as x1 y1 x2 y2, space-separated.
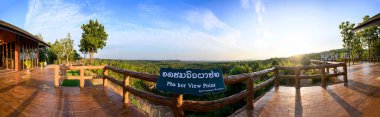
343 63 348 86
246 78 254 117
54 65 59 87
326 68 330 74
80 68 84 88
274 68 279 89
172 94 184 117
103 68 108 87
320 68 326 88
295 68 301 89
334 67 337 74
123 75 130 104
14 40 20 71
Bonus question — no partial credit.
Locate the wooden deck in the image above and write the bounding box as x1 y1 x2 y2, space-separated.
0 66 146 117
234 63 380 117
0 63 379 116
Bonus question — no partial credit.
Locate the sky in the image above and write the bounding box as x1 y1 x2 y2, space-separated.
0 0 379 61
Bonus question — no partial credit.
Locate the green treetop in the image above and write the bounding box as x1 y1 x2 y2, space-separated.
79 19 108 63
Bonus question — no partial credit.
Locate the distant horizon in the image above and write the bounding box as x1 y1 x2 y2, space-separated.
89 48 340 61
1 0 379 60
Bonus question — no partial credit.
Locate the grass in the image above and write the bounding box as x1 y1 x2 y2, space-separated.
61 79 80 86
61 70 81 86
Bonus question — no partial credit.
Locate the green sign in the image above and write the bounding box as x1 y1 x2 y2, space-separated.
156 68 226 96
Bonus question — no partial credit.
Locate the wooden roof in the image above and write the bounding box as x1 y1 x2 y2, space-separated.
0 20 50 47
353 13 380 31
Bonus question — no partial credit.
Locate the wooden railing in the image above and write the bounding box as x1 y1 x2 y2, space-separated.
54 65 105 88
102 66 276 117
276 60 348 89
53 60 348 117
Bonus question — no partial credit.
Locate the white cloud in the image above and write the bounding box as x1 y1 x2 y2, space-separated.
24 1 247 60
97 9 245 60
186 10 228 31
185 9 241 44
24 0 104 50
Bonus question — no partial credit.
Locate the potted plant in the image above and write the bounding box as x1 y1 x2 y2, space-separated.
24 60 32 74
40 61 44 70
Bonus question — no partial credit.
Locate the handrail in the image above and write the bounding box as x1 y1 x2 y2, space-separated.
55 65 105 88
53 60 348 117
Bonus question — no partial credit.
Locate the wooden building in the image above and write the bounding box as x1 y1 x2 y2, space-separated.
0 20 49 71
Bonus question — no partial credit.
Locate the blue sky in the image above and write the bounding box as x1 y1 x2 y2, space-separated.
0 0 379 60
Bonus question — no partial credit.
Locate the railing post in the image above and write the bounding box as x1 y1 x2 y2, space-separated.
172 94 184 117
80 68 84 88
343 63 348 86
274 68 279 90
295 68 301 89
334 67 338 74
54 65 59 87
326 67 330 74
103 68 109 87
246 78 254 117
123 75 129 104
320 68 326 88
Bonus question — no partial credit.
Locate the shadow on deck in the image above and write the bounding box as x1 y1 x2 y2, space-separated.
233 63 380 117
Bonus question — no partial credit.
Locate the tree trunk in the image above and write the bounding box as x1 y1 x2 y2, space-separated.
352 53 355 65
66 56 69 65
369 43 371 63
90 51 94 64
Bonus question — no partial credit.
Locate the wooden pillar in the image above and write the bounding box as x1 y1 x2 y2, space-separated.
14 40 20 71
295 68 301 89
9 42 12 70
246 78 254 117
123 75 130 104
55 65 60 87
172 94 184 117
80 68 85 88
103 68 108 87
36 46 39 67
333 67 337 74
274 68 279 89
320 68 326 88
343 63 348 86
5 43 7 69
2 44 4 68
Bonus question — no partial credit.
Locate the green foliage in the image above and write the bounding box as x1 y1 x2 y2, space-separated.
71 50 81 61
37 36 57 64
80 19 108 62
357 24 379 61
339 21 361 65
67 70 80 76
62 33 74 63
39 62 44 67
50 33 75 64
34 34 43 40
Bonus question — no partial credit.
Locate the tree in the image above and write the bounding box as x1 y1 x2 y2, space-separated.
71 50 81 61
35 34 43 40
50 33 74 64
80 19 108 63
339 21 356 65
356 15 380 63
51 40 64 64
61 33 74 64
